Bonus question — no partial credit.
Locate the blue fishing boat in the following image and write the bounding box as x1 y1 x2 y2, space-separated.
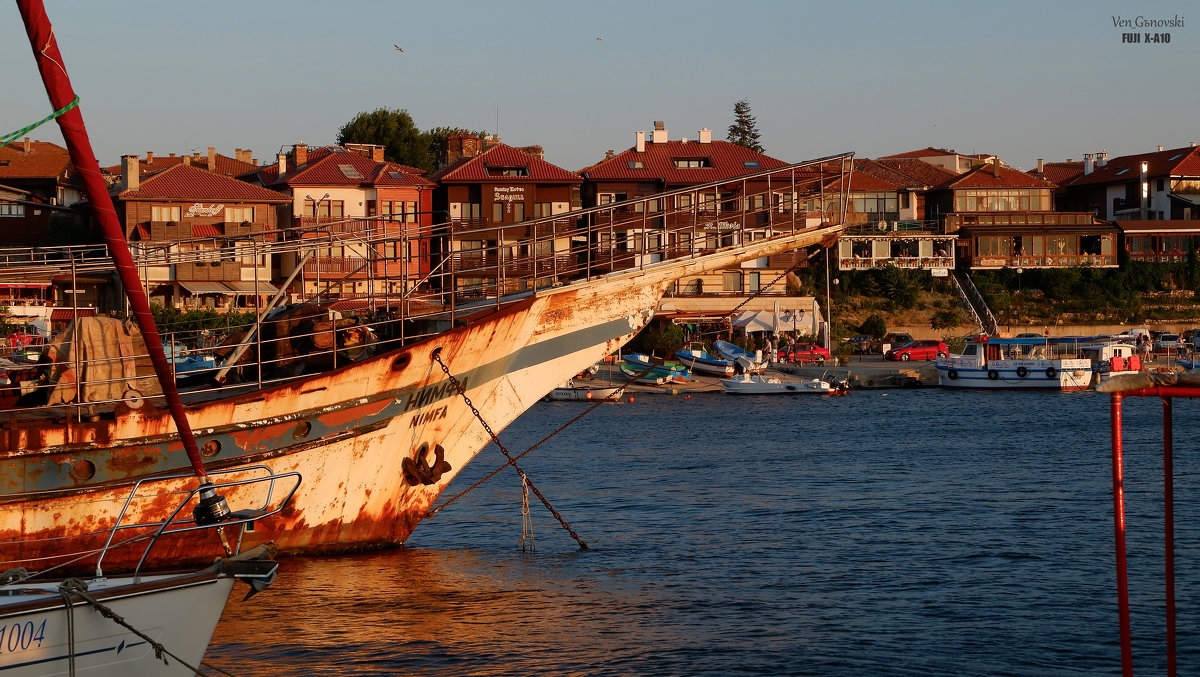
674 344 735 377
712 339 768 373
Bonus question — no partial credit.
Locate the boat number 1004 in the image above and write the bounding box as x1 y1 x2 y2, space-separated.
0 620 47 654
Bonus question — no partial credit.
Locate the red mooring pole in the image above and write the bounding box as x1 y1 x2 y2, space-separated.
1162 397 1177 677
1110 392 1133 677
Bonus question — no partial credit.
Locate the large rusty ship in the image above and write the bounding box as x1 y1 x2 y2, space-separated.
3 1 852 573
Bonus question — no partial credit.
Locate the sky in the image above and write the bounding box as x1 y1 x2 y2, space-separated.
2 0 1196 173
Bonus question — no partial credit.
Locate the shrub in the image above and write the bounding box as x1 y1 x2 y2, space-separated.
858 313 887 338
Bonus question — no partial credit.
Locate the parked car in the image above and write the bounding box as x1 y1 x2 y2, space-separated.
783 343 831 364
884 339 949 362
873 332 914 354
1182 329 1200 351
1015 332 1044 339
1154 333 1183 354
846 334 871 354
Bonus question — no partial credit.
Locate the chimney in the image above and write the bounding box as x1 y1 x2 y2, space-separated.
182 155 191 166
698 128 712 144
121 154 140 191
604 150 614 160
1157 145 1164 152
635 131 645 153
651 121 668 144
207 146 216 169
23 137 30 153
1036 158 1044 173
277 153 287 175
681 137 688 144
146 151 154 163
992 157 1001 177
294 143 308 166
372 146 384 162
1097 151 1108 167
235 148 252 163
1084 153 1095 175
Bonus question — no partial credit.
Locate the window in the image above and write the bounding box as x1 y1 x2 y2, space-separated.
0 203 24 217
598 193 617 206
403 201 418 223
723 270 742 292
627 160 644 169
380 201 392 217
534 203 552 218
152 205 181 222
487 166 529 176
493 203 504 222
225 206 255 223
674 158 712 168
456 202 481 220
678 194 692 209
743 161 760 169
1157 179 1166 192
512 202 525 222
305 199 343 218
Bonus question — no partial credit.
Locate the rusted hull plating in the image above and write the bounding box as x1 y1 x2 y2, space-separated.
0 228 838 571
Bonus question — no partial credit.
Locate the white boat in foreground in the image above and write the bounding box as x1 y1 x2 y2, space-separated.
544 379 624 402
936 337 1092 390
720 373 848 395
0 469 299 677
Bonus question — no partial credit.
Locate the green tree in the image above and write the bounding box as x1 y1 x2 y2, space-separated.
726 98 764 153
337 108 431 170
859 313 887 338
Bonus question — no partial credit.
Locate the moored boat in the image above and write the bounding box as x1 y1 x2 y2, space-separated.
720 373 848 395
674 344 735 377
6 0 855 571
712 339 768 373
1076 340 1141 386
623 353 692 382
544 379 623 402
936 336 1092 390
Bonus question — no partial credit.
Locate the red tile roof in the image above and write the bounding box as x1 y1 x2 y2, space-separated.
247 147 434 189
0 140 75 181
852 159 927 191
429 143 580 183
103 152 258 178
879 147 960 159
116 164 292 202
1063 146 1200 187
580 139 786 185
873 158 958 187
938 163 1055 190
192 223 223 237
1027 161 1084 187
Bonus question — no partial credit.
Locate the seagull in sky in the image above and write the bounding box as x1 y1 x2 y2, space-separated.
394 44 404 52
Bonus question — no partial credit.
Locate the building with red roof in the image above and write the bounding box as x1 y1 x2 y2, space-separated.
578 122 818 302
102 147 259 183
1057 144 1200 221
429 139 582 299
111 157 292 309
241 143 436 300
928 159 1117 270
879 147 996 176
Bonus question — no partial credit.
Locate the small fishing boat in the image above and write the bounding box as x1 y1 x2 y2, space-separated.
936 336 1092 390
712 339 768 373
674 344 735 377
544 378 623 402
720 373 848 395
619 365 673 385
1076 340 1141 386
622 353 692 381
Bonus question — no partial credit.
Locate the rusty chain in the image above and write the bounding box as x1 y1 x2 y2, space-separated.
428 347 591 550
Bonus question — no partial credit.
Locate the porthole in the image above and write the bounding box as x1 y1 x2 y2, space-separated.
70 459 96 482
201 439 221 458
391 354 412 371
292 421 312 440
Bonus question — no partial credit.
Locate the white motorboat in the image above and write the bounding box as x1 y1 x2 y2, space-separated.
936 336 1092 390
720 373 848 395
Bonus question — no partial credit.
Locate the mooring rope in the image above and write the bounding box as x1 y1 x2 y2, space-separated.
57 577 207 675
430 347 589 550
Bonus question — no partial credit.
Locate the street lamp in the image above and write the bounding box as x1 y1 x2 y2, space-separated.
1015 267 1023 328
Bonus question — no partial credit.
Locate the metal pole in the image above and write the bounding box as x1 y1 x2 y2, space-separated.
1163 396 1177 677
1110 392 1133 677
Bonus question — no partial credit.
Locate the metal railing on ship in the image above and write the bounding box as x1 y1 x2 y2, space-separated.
0 154 853 417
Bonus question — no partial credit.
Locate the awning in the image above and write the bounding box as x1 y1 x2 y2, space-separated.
0 282 52 288
192 224 223 237
50 308 97 321
178 281 233 295
224 280 280 294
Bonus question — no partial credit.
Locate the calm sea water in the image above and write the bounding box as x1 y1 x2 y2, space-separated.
205 389 1200 676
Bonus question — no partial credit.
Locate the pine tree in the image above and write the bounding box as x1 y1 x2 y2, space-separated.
726 98 764 153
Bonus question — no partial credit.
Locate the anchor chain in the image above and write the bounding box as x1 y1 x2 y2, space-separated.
430 347 589 550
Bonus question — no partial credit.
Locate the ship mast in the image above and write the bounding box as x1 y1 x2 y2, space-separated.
16 0 227 518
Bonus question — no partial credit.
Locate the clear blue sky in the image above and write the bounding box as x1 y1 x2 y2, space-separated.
3 0 1195 172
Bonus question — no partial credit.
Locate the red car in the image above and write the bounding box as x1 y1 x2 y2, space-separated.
783 343 831 364
884 339 948 361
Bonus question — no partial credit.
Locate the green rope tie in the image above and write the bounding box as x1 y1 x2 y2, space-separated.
0 95 79 150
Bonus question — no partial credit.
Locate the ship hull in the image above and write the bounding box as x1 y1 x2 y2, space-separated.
1 227 840 571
